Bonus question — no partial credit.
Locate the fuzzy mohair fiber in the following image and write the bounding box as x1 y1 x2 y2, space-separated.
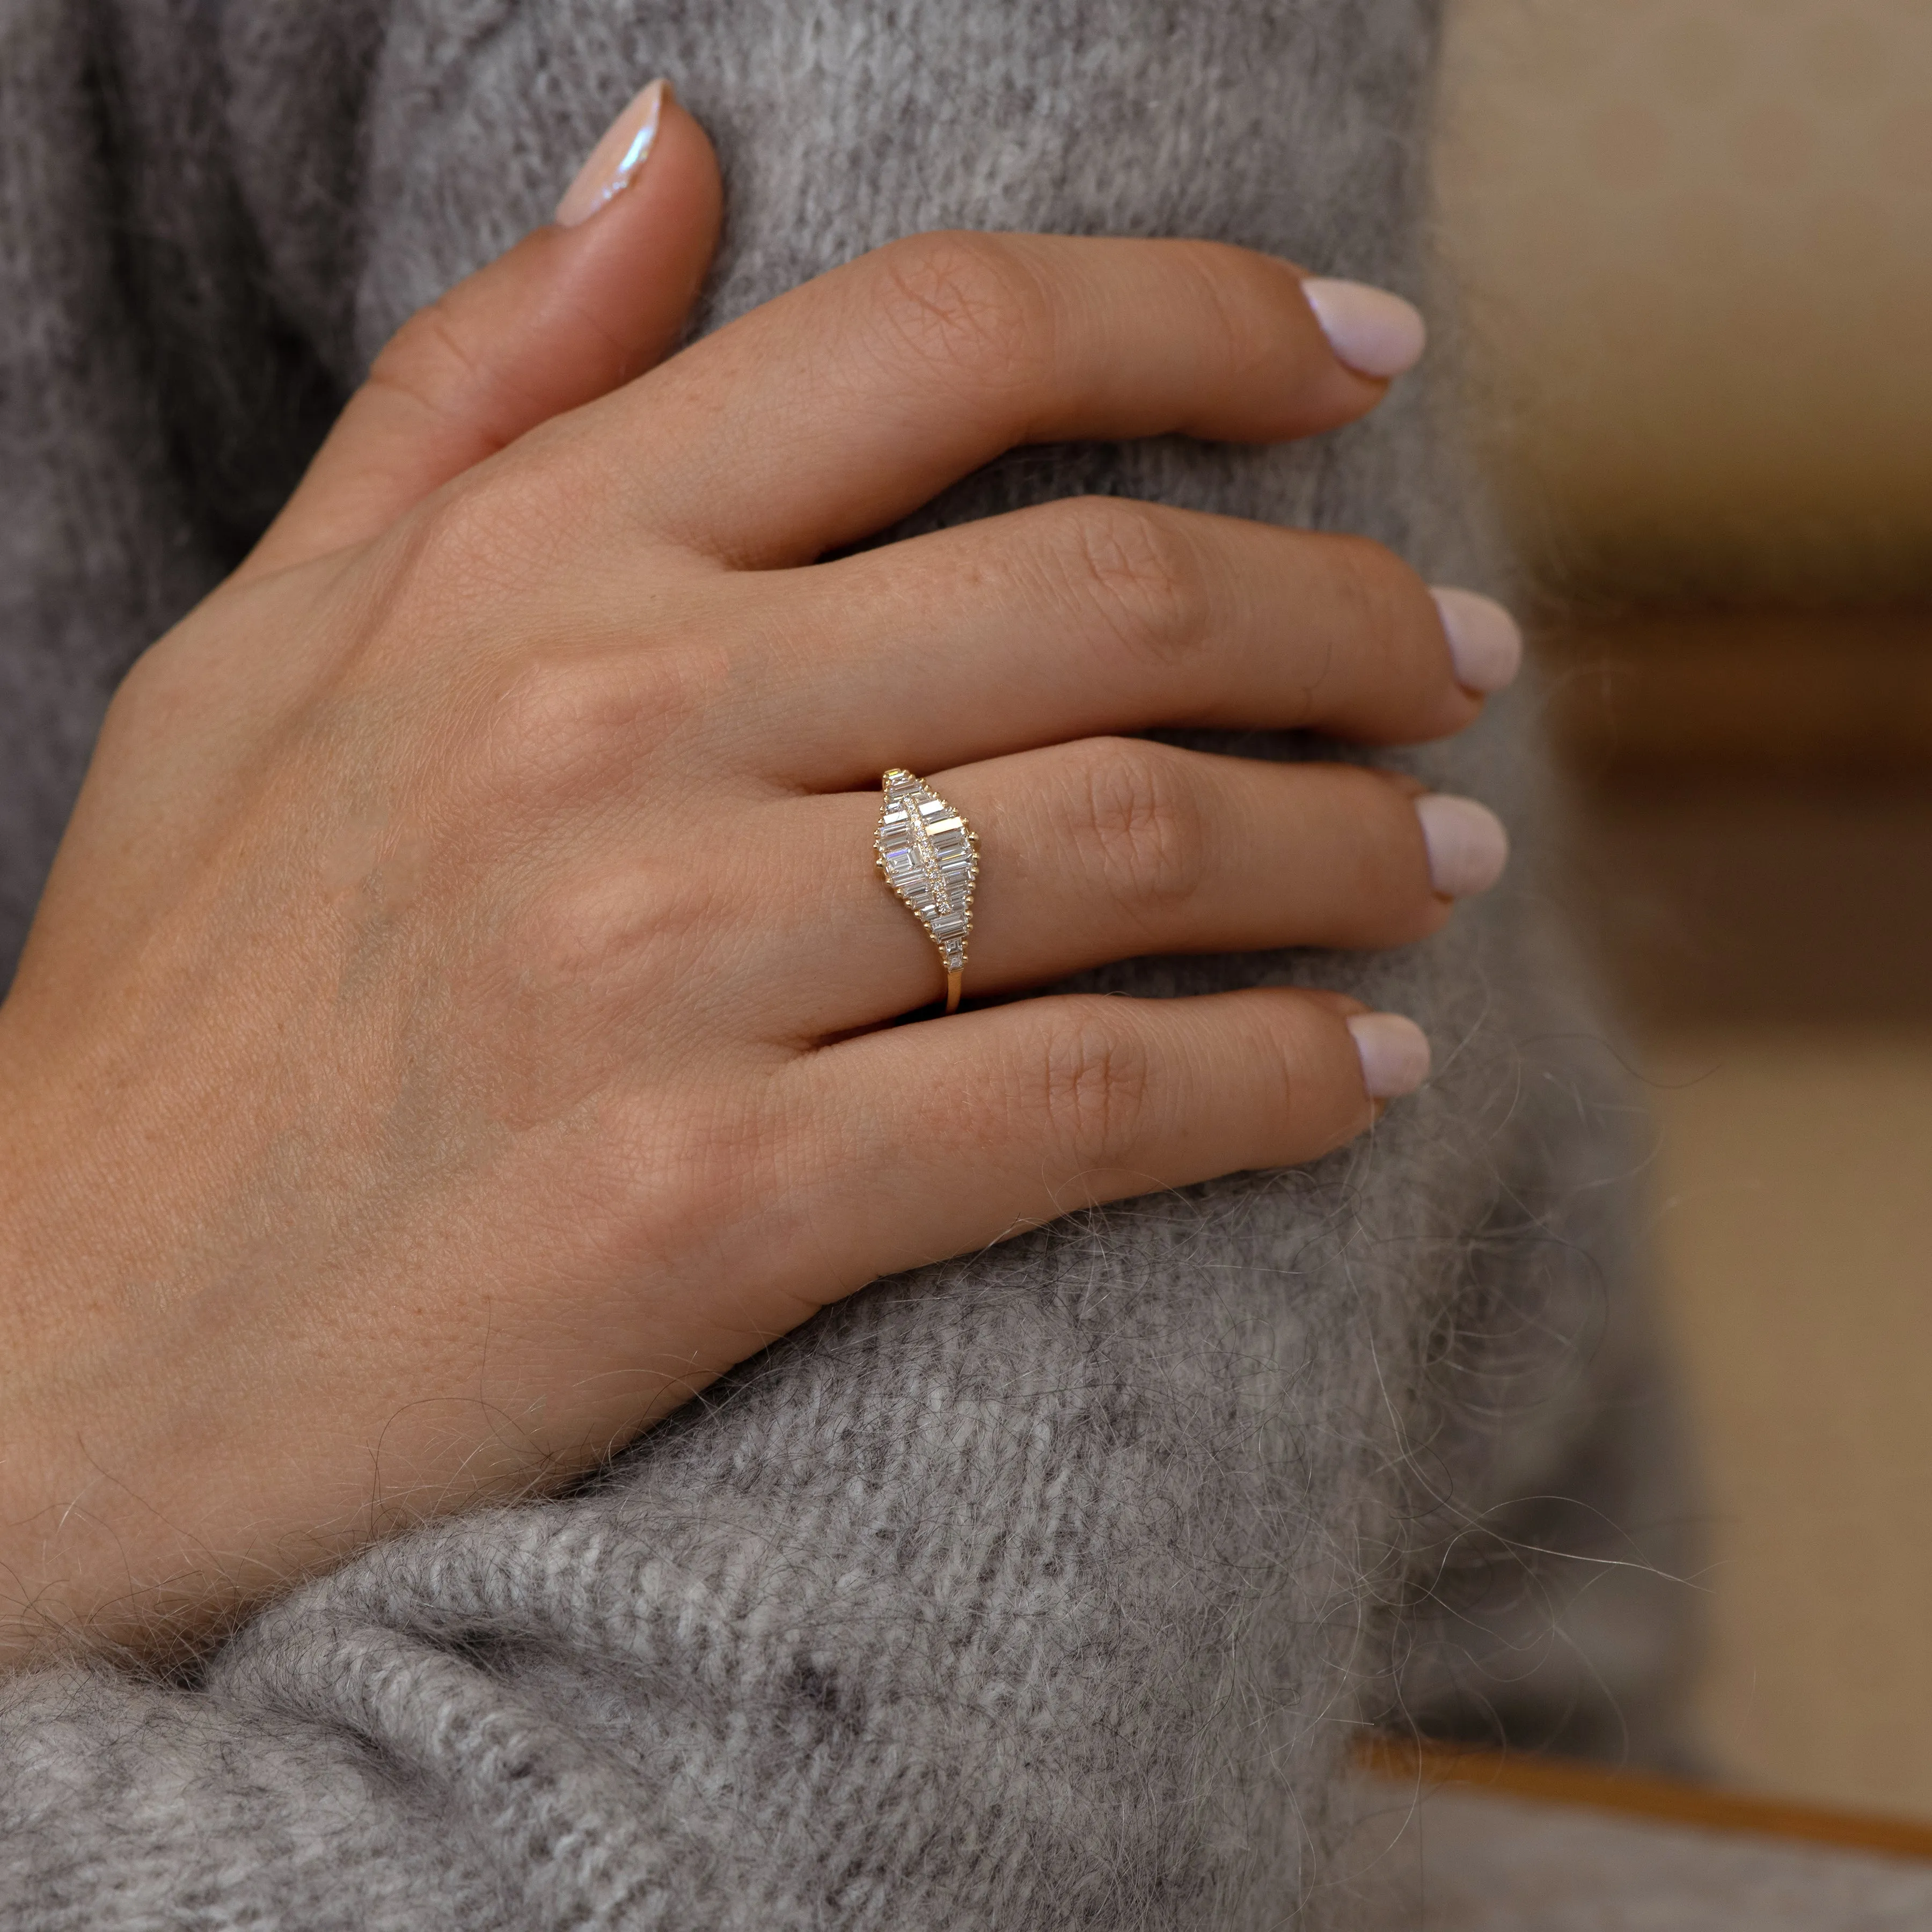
0 1 1694 1925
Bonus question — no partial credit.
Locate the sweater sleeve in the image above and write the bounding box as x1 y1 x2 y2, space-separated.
0 2 1694 1925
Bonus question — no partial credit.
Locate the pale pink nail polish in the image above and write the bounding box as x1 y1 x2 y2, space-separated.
1298 277 1427 379
1431 588 1524 695
1415 795 1510 899
555 79 668 229
1348 1013 1432 1100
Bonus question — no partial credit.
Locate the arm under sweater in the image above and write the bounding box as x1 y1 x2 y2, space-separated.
0 2 1695 1924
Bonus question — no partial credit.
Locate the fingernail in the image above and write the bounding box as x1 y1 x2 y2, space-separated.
555 79 669 229
1431 588 1523 695
1415 794 1510 898
1348 1013 1432 1101
1299 278 1428 379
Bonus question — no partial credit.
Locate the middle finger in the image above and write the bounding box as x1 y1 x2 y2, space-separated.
728 497 1516 788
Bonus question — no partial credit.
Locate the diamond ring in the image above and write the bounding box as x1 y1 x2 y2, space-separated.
875 769 978 1014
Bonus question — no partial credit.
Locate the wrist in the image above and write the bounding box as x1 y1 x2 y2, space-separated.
0 1045 239 1667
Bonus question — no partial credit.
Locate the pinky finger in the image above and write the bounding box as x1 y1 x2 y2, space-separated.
793 989 1430 1290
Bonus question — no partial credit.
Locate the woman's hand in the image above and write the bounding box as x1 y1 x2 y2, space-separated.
0 84 1515 1665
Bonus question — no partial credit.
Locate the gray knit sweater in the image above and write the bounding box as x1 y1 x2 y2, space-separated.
0 2 1691 1925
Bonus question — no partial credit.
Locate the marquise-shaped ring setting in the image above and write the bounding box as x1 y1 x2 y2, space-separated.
875 769 978 1014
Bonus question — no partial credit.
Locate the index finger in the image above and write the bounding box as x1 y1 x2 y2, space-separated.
547 232 1422 568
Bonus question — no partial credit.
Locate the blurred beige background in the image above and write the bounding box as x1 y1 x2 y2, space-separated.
1436 0 1932 1819
1440 0 1932 608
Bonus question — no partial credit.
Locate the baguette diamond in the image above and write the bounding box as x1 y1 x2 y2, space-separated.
875 768 978 1012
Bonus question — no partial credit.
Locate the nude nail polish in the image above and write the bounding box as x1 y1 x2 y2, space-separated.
1431 588 1524 695
1348 1013 1432 1100
1415 794 1510 898
555 79 668 229
1299 278 1428 379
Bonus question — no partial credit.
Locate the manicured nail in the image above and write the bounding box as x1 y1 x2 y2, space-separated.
1299 278 1427 379
1431 588 1523 695
1348 1013 1432 1101
1415 794 1510 898
555 79 668 229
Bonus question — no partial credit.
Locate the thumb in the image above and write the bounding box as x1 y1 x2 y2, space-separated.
244 79 722 579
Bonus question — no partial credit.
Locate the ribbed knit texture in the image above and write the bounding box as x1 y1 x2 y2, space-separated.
0 2 1693 1924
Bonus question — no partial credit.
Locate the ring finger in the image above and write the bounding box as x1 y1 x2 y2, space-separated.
755 736 1509 1037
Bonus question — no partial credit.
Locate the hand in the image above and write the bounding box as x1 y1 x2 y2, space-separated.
0 83 1515 1665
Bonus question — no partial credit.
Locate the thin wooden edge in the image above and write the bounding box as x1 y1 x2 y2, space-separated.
1354 1735 1932 1864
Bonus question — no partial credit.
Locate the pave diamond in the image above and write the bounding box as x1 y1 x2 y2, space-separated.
875 768 978 983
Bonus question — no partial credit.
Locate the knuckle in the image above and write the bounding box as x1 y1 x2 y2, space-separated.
1031 1001 1154 1173
868 231 1052 395
1066 737 1209 911
440 883 721 1148
1051 497 1209 668
506 862 714 999
470 641 720 805
402 477 508 583
382 475 546 621
464 875 723 1138
363 297 479 423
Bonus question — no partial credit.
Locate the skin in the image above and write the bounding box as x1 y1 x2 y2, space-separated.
0 94 1502 1668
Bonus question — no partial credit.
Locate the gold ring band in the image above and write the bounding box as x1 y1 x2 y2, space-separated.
875 768 978 1015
